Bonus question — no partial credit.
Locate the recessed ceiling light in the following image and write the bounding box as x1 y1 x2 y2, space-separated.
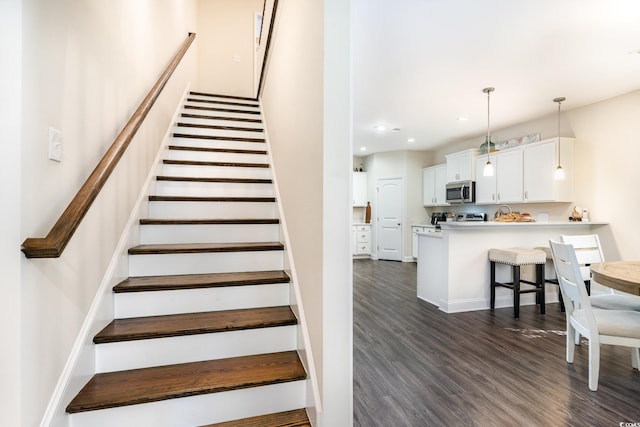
360 146 367 151
407 138 416 143
374 125 386 132
457 115 469 121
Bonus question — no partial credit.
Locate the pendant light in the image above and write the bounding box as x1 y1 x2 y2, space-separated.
482 87 495 177
553 97 566 180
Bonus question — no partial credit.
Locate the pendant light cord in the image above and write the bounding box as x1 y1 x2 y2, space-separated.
554 97 565 166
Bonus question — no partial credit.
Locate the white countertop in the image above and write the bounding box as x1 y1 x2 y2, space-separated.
353 222 372 226
438 221 607 230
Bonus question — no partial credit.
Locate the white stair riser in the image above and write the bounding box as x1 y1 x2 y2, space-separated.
184 100 260 112
129 251 284 277
161 164 271 179
171 137 266 151
95 326 297 373
173 126 264 139
140 223 280 244
68 381 306 427
155 181 275 197
177 116 263 129
188 94 259 105
164 149 268 164
182 107 260 121
114 283 290 318
148 201 278 219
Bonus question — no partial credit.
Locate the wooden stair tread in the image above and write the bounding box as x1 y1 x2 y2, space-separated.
149 195 276 202
66 351 306 413
183 105 261 115
156 176 272 184
128 242 284 255
181 113 262 123
175 122 264 132
113 270 291 293
173 133 264 143
94 306 297 343
168 145 267 155
140 218 279 225
163 159 270 169
185 98 259 108
189 91 258 102
202 409 310 427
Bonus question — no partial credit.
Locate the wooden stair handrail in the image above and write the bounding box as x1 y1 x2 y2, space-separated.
22 33 196 258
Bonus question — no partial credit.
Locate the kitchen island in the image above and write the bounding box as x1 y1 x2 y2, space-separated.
417 221 609 313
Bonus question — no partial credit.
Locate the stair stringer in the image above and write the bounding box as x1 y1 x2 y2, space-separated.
39 84 192 427
259 104 322 426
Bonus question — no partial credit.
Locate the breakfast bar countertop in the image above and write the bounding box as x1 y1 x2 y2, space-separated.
438 221 609 229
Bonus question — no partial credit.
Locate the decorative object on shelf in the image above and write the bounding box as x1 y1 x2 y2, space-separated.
494 133 541 150
359 163 364 172
481 87 495 176
365 202 371 223
553 97 566 180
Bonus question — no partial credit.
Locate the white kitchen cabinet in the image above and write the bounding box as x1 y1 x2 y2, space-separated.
523 137 574 203
352 224 371 257
423 164 448 206
496 149 523 203
446 149 478 183
474 155 496 204
474 149 523 204
353 172 368 206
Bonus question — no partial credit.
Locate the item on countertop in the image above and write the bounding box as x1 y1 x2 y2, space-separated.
365 202 371 224
570 206 583 222
494 205 535 222
582 208 590 222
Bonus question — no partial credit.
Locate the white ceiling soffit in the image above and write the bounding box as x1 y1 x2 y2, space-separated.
353 0 640 153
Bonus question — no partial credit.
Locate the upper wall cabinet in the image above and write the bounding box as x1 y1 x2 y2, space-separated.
475 149 523 204
353 172 368 206
523 137 574 203
446 149 478 183
473 137 574 205
423 164 449 206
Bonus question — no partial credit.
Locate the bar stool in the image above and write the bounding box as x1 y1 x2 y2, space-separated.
535 246 565 312
489 247 546 318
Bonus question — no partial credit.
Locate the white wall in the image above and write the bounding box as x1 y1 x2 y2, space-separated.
19 1 197 425
0 0 23 425
569 90 640 260
260 0 325 405
197 0 264 97
322 0 353 424
261 0 353 425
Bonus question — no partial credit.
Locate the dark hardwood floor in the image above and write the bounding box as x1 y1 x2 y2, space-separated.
353 259 640 426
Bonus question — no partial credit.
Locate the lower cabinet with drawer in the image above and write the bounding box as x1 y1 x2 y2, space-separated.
352 224 371 257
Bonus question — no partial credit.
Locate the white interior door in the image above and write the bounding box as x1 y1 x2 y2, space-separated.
377 178 403 261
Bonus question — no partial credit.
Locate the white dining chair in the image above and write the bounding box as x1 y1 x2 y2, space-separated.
560 234 640 312
549 240 640 391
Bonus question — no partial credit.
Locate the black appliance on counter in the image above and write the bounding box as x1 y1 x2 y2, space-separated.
431 212 448 225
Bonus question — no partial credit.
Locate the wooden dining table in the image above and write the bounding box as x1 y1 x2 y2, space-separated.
591 261 640 295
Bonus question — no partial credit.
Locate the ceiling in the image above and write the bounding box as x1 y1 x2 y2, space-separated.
352 0 640 154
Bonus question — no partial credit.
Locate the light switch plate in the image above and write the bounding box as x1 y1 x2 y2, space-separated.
48 127 62 162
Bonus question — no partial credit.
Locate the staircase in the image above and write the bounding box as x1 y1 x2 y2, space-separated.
65 93 311 427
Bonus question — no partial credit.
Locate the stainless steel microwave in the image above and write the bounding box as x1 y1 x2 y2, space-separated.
445 180 475 204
